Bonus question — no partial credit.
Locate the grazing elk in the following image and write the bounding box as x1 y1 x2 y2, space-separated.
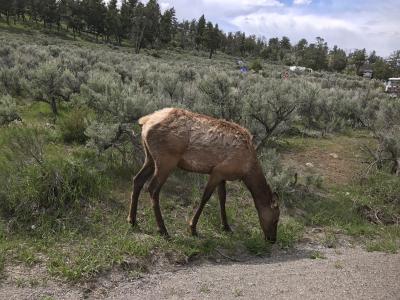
127 108 280 242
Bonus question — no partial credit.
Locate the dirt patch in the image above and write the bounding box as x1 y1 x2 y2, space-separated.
282 135 373 185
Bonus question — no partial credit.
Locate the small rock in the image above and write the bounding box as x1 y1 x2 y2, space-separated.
329 153 339 159
305 162 314 168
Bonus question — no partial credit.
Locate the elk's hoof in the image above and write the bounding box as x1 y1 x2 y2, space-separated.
127 215 134 224
189 226 198 237
222 225 232 233
158 229 170 239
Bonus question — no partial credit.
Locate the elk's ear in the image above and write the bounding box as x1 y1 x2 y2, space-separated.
271 192 279 208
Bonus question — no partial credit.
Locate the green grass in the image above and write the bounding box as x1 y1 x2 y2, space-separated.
0 186 304 282
1 123 398 282
277 219 305 249
309 251 326 259
285 171 400 253
366 226 400 254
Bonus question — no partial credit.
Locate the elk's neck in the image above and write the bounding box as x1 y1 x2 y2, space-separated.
243 162 273 208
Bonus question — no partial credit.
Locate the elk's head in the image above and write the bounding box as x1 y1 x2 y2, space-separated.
259 192 280 243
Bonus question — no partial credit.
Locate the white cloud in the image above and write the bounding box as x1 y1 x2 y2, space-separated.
135 0 400 56
293 0 312 5
231 10 399 56
159 1 171 12
203 0 283 7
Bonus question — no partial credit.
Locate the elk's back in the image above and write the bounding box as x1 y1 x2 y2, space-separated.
139 108 255 177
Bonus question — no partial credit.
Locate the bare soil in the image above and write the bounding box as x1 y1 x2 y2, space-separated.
282 135 373 185
1 245 399 300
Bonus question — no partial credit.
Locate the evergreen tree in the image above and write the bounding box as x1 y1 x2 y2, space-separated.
120 0 137 39
105 0 122 43
82 0 107 40
142 0 161 48
350 48 367 74
372 58 393 80
280 36 291 51
195 14 206 50
14 0 26 22
266 37 280 61
368 50 378 64
159 8 176 45
40 0 59 29
0 0 15 24
205 22 219 59
328 45 347 72
131 2 146 53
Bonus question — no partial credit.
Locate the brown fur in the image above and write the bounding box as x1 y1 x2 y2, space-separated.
128 108 280 241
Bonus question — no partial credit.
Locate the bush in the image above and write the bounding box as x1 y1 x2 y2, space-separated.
250 59 263 73
0 127 108 231
243 78 297 147
0 67 25 96
260 149 296 195
60 108 88 144
1 159 107 231
352 172 400 224
0 95 21 126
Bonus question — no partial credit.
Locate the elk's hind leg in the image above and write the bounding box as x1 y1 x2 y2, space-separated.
218 181 232 232
127 148 154 226
147 156 179 237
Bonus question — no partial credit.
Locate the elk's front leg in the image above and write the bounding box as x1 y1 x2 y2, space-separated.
189 174 221 236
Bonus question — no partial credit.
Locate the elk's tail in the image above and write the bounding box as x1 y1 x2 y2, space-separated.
138 115 151 126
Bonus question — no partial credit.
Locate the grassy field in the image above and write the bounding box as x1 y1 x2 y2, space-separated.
0 24 399 285
0 108 397 283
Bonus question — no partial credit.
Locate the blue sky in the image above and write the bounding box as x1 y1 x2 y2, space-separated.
154 0 400 56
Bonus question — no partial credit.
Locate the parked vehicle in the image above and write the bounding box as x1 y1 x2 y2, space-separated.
289 66 313 73
385 78 400 96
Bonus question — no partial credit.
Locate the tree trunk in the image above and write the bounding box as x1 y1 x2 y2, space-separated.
392 159 400 176
51 97 58 115
209 48 214 59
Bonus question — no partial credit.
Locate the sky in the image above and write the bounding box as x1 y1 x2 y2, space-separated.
153 0 400 57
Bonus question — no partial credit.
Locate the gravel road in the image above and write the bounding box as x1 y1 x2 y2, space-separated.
107 247 400 300
2 246 399 300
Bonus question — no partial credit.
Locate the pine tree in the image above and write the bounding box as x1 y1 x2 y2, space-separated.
106 0 122 44
131 2 146 53
159 8 176 45
14 0 26 22
120 0 137 39
195 14 206 50
82 0 107 40
205 21 220 59
0 0 15 24
350 48 367 75
328 45 347 72
143 0 161 48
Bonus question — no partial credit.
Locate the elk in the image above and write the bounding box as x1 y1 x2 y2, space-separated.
127 108 280 242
